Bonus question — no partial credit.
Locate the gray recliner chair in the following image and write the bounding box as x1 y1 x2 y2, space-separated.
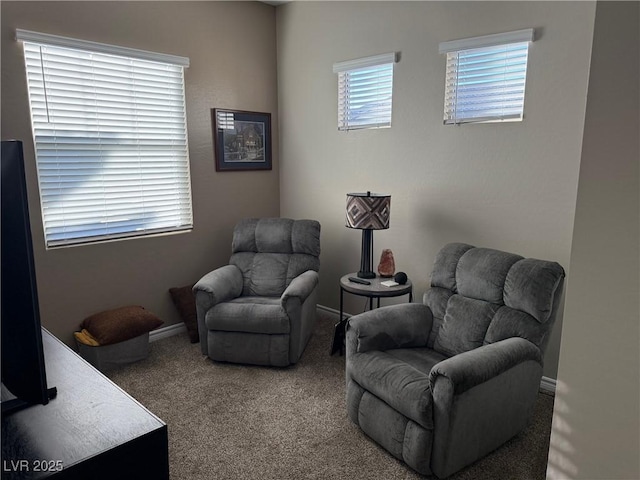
193 218 320 367
345 243 564 478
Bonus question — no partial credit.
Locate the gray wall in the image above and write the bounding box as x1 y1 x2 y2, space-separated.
276 1 596 379
548 2 640 478
1 1 280 345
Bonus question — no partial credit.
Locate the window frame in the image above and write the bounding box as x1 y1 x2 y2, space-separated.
439 29 535 125
16 29 193 248
333 52 399 131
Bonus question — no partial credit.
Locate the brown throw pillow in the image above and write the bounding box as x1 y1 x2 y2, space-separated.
169 285 199 343
81 306 163 346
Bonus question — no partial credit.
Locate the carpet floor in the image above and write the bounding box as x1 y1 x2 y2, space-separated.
107 309 554 480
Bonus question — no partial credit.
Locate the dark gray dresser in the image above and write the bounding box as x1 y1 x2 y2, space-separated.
1 329 169 479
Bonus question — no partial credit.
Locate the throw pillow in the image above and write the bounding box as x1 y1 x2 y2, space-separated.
80 305 163 346
169 285 199 343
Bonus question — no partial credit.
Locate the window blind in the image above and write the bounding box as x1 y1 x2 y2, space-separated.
333 53 398 131
440 29 534 124
18 31 193 247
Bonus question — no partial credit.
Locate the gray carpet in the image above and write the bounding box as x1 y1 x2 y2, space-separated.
107 309 554 480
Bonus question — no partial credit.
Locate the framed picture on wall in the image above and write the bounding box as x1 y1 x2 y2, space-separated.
212 109 272 171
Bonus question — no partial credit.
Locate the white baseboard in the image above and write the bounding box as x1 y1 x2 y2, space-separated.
316 304 341 317
540 376 557 394
317 304 556 394
149 322 186 343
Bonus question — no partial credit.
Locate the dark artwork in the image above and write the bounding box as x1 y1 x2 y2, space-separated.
213 109 272 171
223 121 265 163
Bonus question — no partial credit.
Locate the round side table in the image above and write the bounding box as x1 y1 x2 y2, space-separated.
330 273 413 355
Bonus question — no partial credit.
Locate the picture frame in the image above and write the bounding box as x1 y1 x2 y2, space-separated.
212 109 272 171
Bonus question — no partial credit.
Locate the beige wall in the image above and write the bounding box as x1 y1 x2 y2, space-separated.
548 2 640 478
276 1 596 379
1 1 280 345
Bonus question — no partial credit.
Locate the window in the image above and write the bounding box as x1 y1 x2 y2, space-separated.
17 29 193 248
439 29 534 124
333 52 398 131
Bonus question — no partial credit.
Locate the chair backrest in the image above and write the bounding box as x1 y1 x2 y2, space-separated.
229 218 321 297
424 243 564 357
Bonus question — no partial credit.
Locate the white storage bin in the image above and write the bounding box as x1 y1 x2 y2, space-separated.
77 332 150 372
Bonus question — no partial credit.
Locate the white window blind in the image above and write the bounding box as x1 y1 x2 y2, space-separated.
333 52 398 131
17 29 193 247
440 29 534 124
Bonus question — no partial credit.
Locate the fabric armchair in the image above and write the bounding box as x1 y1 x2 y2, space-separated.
345 243 564 478
194 218 320 367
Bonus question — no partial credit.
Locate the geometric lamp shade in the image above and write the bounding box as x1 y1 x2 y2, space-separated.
345 192 391 230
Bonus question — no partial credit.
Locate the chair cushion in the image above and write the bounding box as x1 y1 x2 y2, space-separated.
386 348 447 375
291 220 322 256
423 287 453 348
255 218 295 253
230 218 321 297
503 258 564 323
232 217 321 257
347 347 446 429
430 242 474 291
206 297 289 334
249 252 290 296
434 295 498 357
456 248 523 304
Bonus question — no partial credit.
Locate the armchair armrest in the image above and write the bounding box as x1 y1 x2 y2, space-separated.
193 265 243 355
346 303 433 355
429 337 542 396
193 264 243 312
281 270 319 308
428 337 544 478
282 271 320 363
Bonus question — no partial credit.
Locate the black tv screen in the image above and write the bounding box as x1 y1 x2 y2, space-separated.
1 140 55 414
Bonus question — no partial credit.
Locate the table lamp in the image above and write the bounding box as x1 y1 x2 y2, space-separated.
345 192 391 278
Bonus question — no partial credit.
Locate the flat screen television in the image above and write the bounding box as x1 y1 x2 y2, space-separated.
1 140 56 415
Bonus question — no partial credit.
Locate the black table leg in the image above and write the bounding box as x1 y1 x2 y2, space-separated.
330 287 347 355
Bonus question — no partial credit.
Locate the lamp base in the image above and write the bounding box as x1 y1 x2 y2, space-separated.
357 229 376 279
357 271 376 279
